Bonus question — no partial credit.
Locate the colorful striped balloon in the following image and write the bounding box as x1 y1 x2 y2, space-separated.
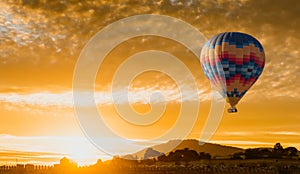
200 32 265 113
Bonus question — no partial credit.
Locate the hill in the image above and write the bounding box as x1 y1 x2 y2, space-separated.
125 139 244 160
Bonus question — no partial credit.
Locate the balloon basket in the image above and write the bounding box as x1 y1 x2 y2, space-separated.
228 106 238 113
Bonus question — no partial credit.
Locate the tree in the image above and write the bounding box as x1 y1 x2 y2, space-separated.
284 147 298 157
181 148 199 162
165 148 200 162
199 152 211 159
274 143 283 153
157 153 167 162
245 148 261 159
231 152 245 159
272 143 284 158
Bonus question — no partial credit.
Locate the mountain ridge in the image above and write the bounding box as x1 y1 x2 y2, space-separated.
124 139 244 160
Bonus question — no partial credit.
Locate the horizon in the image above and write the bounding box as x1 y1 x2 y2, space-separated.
0 138 296 166
0 0 299 167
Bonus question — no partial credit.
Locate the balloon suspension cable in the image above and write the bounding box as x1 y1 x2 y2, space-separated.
228 106 238 113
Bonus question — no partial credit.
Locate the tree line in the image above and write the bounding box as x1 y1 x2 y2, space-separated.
232 142 298 159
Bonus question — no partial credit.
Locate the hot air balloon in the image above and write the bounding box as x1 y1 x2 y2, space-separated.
200 32 265 113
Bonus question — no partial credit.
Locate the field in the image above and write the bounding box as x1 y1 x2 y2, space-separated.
1 159 300 174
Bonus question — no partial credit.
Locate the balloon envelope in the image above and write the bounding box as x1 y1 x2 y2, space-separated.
200 32 265 110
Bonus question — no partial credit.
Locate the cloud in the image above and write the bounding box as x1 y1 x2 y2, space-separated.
0 0 299 101
0 92 72 107
210 140 273 146
264 131 300 136
220 131 254 136
0 86 209 108
210 131 300 149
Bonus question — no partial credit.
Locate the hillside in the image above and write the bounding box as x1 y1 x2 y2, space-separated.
126 139 244 160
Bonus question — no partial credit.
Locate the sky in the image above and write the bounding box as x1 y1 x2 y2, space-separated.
0 0 299 165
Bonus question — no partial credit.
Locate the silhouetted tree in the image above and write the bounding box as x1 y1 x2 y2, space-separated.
199 152 211 159
231 152 245 159
245 148 261 159
164 148 200 162
272 143 284 158
157 153 167 162
182 148 199 162
284 147 298 157
274 143 284 153
260 149 273 158
167 150 182 162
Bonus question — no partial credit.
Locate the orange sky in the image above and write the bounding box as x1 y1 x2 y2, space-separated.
0 0 299 165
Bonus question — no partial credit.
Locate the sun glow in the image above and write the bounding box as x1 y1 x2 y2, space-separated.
66 141 102 166
0 135 112 166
